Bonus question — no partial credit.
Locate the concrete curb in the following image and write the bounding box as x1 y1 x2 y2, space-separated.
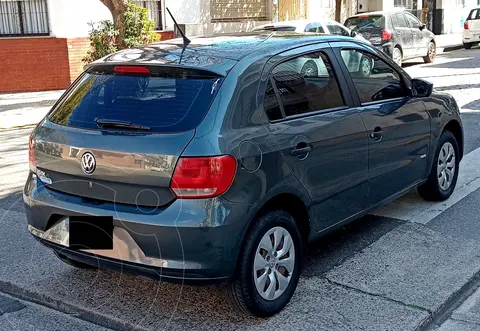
416 268 480 331
0 280 150 331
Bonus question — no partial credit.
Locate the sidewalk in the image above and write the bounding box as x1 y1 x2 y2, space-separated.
436 33 463 52
0 90 64 129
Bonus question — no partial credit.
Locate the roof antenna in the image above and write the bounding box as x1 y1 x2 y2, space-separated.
166 7 191 49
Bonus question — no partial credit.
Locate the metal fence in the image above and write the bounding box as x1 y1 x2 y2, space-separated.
131 0 163 30
0 0 49 37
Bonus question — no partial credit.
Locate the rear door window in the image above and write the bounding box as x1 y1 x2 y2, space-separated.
392 13 409 28
49 70 223 133
267 52 345 118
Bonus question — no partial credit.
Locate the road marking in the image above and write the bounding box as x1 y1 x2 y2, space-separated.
373 146 480 224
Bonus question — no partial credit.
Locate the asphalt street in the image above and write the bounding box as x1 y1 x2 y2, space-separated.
1 48 480 331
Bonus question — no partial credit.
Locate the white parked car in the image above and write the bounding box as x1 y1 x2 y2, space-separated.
464 8 480 49
252 20 374 78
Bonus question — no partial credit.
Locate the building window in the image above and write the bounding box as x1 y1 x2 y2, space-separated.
0 0 49 37
211 0 269 22
131 0 163 30
393 0 413 9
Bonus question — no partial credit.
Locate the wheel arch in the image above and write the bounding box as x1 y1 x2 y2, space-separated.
443 120 464 160
253 193 311 244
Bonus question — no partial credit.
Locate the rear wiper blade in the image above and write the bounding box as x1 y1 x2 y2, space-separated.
94 118 151 131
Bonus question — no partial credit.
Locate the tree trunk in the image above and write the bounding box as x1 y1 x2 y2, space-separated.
335 0 342 22
99 0 127 49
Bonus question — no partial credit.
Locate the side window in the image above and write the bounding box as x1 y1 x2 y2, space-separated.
405 14 421 28
264 81 283 121
327 23 350 36
340 49 407 104
305 23 319 32
269 52 344 117
392 13 409 28
318 24 326 33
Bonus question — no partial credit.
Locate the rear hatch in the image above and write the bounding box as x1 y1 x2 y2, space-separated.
466 9 480 33
344 15 385 45
31 65 224 207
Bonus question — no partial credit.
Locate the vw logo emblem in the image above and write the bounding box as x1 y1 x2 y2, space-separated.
81 152 96 175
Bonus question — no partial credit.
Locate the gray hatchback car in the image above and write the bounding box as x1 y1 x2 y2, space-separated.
25 32 463 317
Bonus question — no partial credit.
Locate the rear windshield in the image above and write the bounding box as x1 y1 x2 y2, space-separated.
49 72 222 133
344 15 384 31
468 9 480 20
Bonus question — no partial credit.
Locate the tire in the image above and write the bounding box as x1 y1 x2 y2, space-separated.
226 210 303 317
423 41 436 63
464 43 473 49
301 60 318 77
418 130 460 201
359 56 372 77
55 252 98 270
392 46 403 67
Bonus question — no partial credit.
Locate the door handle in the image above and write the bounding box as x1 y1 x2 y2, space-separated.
291 143 312 157
370 127 384 141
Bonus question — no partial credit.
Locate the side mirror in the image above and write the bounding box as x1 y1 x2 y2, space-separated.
351 30 358 38
411 78 433 97
419 24 426 30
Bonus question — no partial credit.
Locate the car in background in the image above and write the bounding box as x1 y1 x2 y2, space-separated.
252 19 364 40
345 11 436 66
252 20 374 77
463 8 480 49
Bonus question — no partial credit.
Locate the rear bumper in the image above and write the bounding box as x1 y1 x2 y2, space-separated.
24 172 254 284
463 31 480 44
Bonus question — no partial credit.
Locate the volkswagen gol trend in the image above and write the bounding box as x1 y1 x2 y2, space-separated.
25 32 463 317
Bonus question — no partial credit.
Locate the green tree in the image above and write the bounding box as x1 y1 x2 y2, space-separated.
84 2 158 63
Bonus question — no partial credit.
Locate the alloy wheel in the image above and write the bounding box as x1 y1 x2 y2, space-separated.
253 226 295 301
393 48 402 66
437 142 456 191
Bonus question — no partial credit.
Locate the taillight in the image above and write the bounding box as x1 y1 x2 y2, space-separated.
381 29 392 40
29 135 36 172
114 66 150 74
170 156 237 199
464 20 469 30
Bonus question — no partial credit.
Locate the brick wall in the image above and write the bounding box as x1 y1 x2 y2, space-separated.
0 33 175 93
67 38 91 82
0 37 71 93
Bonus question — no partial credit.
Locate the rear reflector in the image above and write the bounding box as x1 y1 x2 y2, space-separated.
381 28 392 40
114 66 150 74
171 156 237 199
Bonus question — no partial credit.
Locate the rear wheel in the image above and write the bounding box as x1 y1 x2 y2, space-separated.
423 42 436 63
227 210 303 317
464 43 473 49
359 56 372 77
418 130 460 201
301 60 318 77
55 252 98 270
392 46 403 67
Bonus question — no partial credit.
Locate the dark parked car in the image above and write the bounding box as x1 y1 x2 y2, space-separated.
25 32 462 317
345 10 436 66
